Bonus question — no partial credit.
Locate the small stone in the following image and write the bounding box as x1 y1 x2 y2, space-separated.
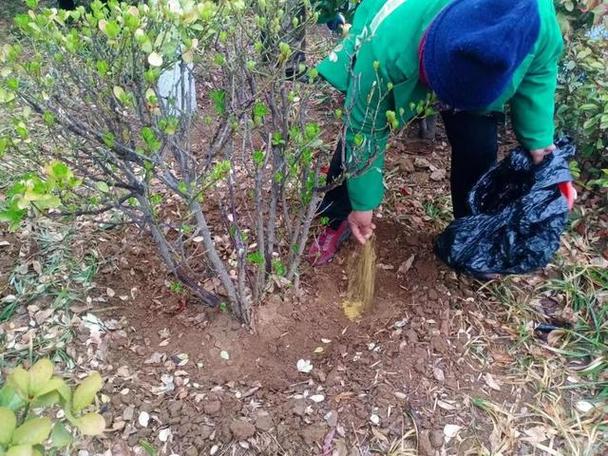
204 400 221 416
292 399 306 416
255 411 273 432
398 157 415 172
112 420 126 431
414 157 432 169
418 430 434 456
230 419 256 440
198 425 213 440
313 370 327 383
324 410 338 427
430 429 444 448
122 406 135 421
300 425 327 446
168 401 183 416
405 329 418 343
185 448 198 456
430 169 446 181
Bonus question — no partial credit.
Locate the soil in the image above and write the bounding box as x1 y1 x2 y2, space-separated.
87 134 509 454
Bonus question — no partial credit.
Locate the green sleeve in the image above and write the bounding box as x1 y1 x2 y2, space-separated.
316 0 379 92
345 131 389 211
510 32 563 150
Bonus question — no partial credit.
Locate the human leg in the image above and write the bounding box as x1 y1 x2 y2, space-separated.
441 110 498 218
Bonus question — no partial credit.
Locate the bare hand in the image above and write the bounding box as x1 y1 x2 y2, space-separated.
530 144 556 164
348 211 376 245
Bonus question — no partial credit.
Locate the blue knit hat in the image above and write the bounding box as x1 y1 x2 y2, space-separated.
423 0 541 111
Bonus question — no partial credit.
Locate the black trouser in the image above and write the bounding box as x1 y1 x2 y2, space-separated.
318 111 499 227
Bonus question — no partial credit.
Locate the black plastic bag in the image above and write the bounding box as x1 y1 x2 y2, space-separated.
435 139 575 277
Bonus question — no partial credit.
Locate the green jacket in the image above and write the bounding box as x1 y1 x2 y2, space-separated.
317 0 563 211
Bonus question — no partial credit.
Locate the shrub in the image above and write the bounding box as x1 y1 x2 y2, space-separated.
554 0 608 185
0 0 337 324
0 358 105 455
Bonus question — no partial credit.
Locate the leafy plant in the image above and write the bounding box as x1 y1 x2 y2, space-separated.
0 359 105 455
556 34 607 164
555 0 608 187
555 0 608 37
0 0 413 324
0 0 335 324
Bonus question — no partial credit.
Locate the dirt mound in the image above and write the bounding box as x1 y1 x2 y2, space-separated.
93 220 490 454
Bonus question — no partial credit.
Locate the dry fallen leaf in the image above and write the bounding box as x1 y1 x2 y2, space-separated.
484 373 502 391
144 352 164 364
310 394 325 403
138 411 150 427
443 424 461 442
158 427 172 442
398 255 416 275
575 400 595 413
437 400 457 411
297 359 313 373
433 368 445 382
522 426 549 445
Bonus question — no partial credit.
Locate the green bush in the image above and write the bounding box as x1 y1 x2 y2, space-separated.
554 0 608 186
0 359 105 456
556 34 608 165
0 0 335 323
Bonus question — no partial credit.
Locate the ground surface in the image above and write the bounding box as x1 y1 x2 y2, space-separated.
1 3 607 456
47 133 603 456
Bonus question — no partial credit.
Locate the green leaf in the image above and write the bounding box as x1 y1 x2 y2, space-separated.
31 391 60 408
76 413 105 436
252 101 269 119
72 372 102 413
112 86 125 100
50 422 73 448
96 60 109 76
304 123 320 141
7 367 29 399
28 359 54 396
252 149 265 167
25 0 39 8
246 251 264 265
139 439 158 456
12 417 52 445
0 407 17 444
0 385 26 411
104 21 120 39
141 127 161 153
42 111 55 127
102 131 115 148
95 182 110 193
272 259 286 277
0 136 9 156
210 89 226 115
34 377 71 402
6 445 33 456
